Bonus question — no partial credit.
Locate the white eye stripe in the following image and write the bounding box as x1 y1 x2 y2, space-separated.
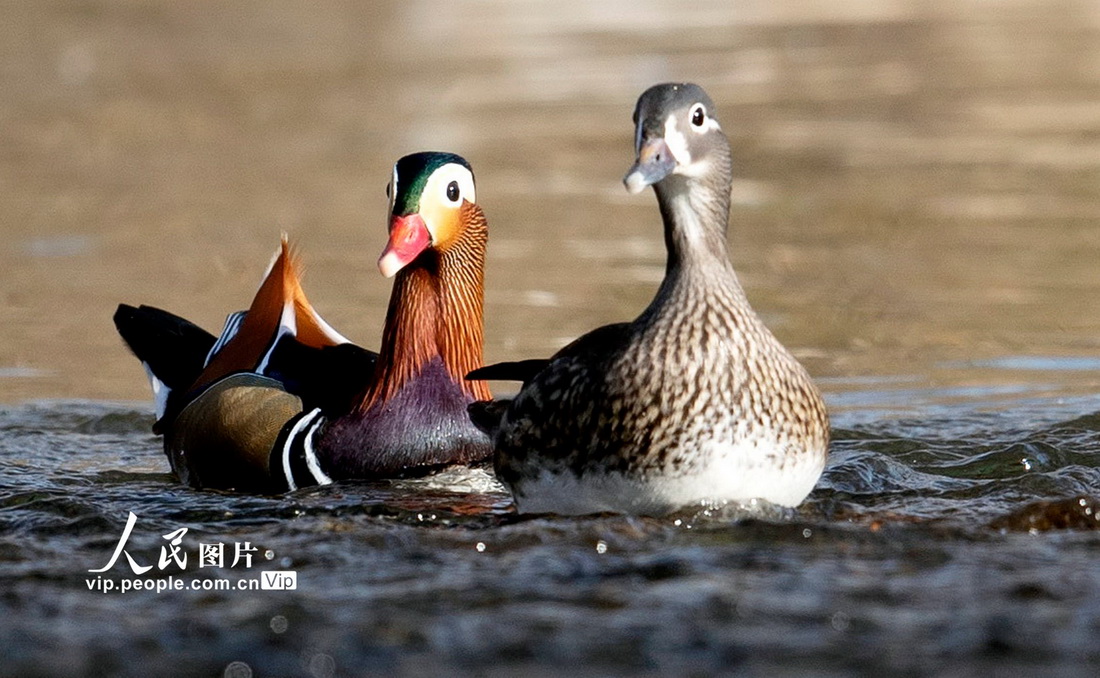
389 163 398 213
424 162 476 206
664 113 692 165
416 162 476 244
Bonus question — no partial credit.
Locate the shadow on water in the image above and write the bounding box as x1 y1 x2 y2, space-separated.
3 398 1100 676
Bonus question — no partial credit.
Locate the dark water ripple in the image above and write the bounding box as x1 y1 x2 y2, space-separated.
3 400 1100 676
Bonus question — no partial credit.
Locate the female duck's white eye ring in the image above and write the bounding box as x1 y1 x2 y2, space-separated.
690 104 706 128
446 180 460 204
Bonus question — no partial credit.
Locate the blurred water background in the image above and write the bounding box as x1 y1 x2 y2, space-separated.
3 1 1100 676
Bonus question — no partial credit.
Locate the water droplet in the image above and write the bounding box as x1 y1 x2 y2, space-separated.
595 540 607 554
475 542 486 553
223 661 253 678
417 513 424 522
830 611 850 632
270 615 288 634
279 557 292 568
673 519 683 527
802 528 812 539
308 653 336 678
264 550 275 561
1021 458 1033 471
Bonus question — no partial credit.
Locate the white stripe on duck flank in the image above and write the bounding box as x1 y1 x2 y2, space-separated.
280 408 332 491
301 409 332 485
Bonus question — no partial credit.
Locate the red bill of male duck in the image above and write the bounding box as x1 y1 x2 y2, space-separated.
469 84 830 516
115 151 492 492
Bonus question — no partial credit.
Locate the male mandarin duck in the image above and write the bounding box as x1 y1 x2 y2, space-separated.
115 151 492 492
469 84 830 516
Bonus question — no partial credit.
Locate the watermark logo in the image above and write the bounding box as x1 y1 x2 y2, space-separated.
261 571 297 590
86 511 295 594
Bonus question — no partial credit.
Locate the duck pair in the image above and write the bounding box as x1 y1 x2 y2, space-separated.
116 83 830 516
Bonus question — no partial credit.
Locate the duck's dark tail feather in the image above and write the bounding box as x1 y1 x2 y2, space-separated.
466 359 549 384
114 304 218 425
467 399 512 438
464 360 544 440
113 304 216 392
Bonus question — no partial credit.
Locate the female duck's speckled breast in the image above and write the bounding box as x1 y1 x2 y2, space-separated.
605 268 827 499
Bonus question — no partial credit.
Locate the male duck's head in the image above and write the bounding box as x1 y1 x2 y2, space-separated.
378 152 478 277
361 151 490 409
623 83 730 195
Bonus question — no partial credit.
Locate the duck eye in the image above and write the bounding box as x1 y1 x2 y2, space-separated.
446 181 460 203
690 105 706 128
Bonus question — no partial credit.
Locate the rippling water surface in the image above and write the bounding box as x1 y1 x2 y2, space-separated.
4 398 1100 676
3 0 1100 676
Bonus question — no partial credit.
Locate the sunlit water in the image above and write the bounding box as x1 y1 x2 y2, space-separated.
3 0 1100 675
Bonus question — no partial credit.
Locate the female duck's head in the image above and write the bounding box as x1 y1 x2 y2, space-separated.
623 83 732 195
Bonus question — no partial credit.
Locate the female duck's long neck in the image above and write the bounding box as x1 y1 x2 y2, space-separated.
359 213 490 411
650 164 742 303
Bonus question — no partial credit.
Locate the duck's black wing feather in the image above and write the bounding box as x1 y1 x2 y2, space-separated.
466 359 549 384
549 322 634 368
264 339 377 416
466 322 634 438
467 323 633 385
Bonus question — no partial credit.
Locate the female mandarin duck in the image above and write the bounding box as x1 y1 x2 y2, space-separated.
469 84 830 515
115 152 492 492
